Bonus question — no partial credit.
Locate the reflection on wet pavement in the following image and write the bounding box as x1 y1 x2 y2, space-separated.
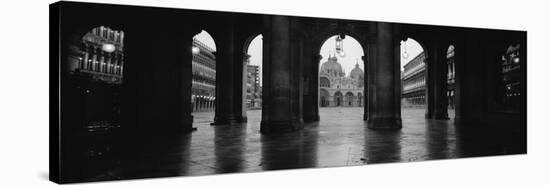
63 108 525 183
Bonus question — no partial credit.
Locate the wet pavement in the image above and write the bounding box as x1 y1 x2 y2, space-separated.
64 108 525 183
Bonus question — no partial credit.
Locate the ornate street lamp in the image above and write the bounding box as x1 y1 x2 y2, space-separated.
402 39 409 59
335 34 346 57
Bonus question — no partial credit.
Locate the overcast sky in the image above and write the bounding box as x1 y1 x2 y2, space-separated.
194 30 217 51
400 38 423 70
194 30 424 79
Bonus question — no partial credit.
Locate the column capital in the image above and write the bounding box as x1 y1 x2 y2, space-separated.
243 53 251 61
361 56 368 63
315 54 323 63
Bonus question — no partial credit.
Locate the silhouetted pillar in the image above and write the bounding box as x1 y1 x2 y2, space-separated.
212 21 243 125
426 38 449 120
175 30 197 132
260 16 304 133
454 35 488 125
303 54 321 122
367 23 402 129
121 24 197 134
362 55 370 121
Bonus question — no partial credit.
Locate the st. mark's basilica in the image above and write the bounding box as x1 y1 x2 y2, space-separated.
319 53 364 107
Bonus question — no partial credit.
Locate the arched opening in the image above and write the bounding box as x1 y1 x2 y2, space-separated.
244 34 263 123
334 91 343 106
62 25 126 162
191 30 217 123
318 34 365 119
245 34 263 110
345 92 354 107
446 44 456 119
319 88 330 107
400 37 426 120
319 76 330 88
75 26 125 127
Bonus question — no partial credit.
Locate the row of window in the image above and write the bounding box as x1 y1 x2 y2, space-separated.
403 77 426 91
78 54 123 76
91 26 125 44
192 54 215 69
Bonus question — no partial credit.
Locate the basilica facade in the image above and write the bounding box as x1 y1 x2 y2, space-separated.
319 54 364 107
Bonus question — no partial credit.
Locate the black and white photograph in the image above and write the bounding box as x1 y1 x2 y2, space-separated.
2 0 550 185
49 1 529 183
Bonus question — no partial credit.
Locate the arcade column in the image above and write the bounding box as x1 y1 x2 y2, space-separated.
120 23 199 134
362 55 370 121
366 23 402 129
453 34 489 125
260 15 304 133
425 38 449 120
303 54 322 122
211 20 245 125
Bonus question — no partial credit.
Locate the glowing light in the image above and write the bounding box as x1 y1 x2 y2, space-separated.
192 46 200 54
335 35 345 57
102 43 116 53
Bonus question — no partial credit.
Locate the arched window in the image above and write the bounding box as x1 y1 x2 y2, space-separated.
78 26 125 84
499 44 522 111
334 91 343 106
191 30 217 113
320 76 330 88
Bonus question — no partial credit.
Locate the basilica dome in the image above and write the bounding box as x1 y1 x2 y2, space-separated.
350 62 364 80
320 54 344 77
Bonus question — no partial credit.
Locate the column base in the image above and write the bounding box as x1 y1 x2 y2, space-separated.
176 115 196 133
367 116 402 129
260 119 303 134
433 111 449 120
303 113 320 122
236 115 247 123
454 117 487 126
211 115 246 125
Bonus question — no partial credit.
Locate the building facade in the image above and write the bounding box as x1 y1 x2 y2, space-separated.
246 62 262 109
191 38 216 112
319 54 364 107
73 26 125 84
401 52 427 108
500 44 522 111
447 45 456 109
62 25 126 134
401 48 457 109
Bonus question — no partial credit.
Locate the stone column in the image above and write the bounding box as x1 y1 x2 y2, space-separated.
362 55 370 121
212 21 242 125
90 50 98 71
425 56 434 118
120 24 197 134
98 52 106 73
367 23 402 129
82 46 89 70
260 15 304 133
426 38 449 120
105 53 112 74
303 53 321 122
453 34 488 125
165 28 196 132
